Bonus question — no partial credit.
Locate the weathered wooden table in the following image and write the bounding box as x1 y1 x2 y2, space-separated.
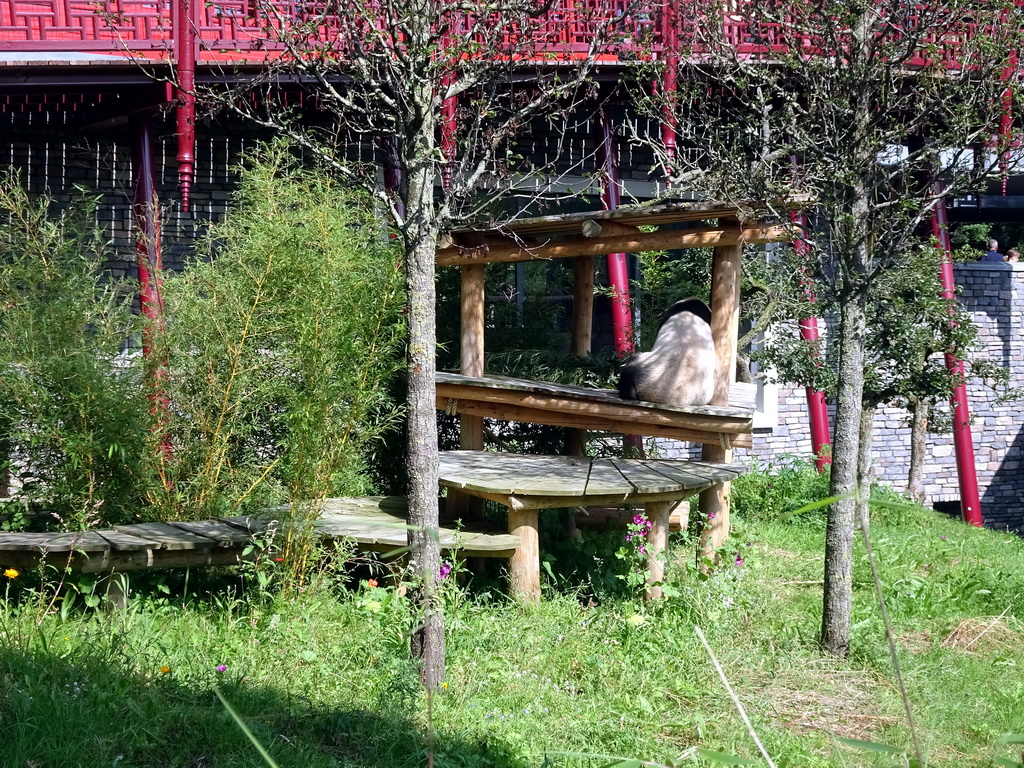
438 450 747 600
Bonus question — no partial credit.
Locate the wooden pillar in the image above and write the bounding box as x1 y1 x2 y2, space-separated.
564 256 594 530
644 500 672 600
508 508 540 602
700 241 742 561
449 264 486 518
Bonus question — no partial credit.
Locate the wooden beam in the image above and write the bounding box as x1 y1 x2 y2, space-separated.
436 223 791 266
434 387 752 434
581 220 641 238
700 242 743 560
436 398 753 448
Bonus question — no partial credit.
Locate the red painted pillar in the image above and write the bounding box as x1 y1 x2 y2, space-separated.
931 186 983 527
174 0 197 210
658 1 678 174
791 212 832 470
594 105 634 358
132 116 171 460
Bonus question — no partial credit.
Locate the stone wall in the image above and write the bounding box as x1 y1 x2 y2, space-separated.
660 262 1024 531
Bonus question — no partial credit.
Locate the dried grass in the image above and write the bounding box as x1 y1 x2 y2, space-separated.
748 662 901 742
941 613 1024 657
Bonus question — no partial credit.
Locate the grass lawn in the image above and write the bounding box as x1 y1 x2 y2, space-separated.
1 480 1023 767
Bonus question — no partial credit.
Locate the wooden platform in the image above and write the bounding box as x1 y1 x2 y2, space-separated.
438 450 747 600
0 496 519 574
436 372 755 448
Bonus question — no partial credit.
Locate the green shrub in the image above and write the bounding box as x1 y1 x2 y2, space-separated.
153 145 406 584
0 175 155 528
732 457 832 525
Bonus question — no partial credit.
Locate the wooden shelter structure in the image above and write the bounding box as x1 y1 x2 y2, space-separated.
435 200 793 600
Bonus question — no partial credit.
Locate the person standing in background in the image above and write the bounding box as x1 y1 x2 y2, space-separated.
983 239 1004 262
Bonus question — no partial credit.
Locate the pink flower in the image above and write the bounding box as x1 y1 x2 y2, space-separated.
734 553 744 568
216 664 228 673
439 562 452 579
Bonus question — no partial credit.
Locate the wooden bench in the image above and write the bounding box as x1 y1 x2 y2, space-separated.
0 496 519 575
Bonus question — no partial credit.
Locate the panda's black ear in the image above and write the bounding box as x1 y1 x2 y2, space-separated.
661 298 712 326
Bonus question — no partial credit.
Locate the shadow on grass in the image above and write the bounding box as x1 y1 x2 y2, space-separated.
0 645 526 768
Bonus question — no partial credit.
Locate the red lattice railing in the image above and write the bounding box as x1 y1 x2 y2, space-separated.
2 0 1022 62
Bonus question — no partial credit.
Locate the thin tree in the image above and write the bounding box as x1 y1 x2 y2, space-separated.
636 0 1022 657
186 0 639 685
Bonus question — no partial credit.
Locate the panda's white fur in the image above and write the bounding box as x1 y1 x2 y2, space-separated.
616 298 716 407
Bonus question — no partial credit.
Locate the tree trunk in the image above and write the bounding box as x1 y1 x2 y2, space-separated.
402 84 445 688
906 397 928 504
822 289 867 657
857 401 876 530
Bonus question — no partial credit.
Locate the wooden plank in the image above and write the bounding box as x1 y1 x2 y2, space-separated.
604 458 686 495
461 453 593 497
437 398 753 448
112 522 219 550
166 520 255 547
0 530 110 554
440 451 590 496
95 529 159 551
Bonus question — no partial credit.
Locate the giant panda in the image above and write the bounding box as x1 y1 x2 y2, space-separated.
616 298 716 407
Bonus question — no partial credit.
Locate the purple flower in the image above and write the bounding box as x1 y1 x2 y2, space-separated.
734 553 744 567
941 535 947 540
216 664 228 673
632 514 646 526
637 545 647 555
439 562 452 579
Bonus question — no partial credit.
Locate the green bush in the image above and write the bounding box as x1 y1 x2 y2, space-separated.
732 457 832 525
0 175 155 528
153 146 406 582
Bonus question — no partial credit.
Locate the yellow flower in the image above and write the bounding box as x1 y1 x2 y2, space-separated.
441 682 448 689
3 568 18 579
159 665 171 675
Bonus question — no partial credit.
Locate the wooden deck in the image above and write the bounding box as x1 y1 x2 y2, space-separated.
436 372 756 448
0 497 519 574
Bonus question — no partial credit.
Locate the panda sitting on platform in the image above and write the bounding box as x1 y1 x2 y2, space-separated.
616 298 716 407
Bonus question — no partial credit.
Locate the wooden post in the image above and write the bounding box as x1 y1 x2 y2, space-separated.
449 264 486 518
699 241 742 561
565 255 594 492
508 508 540 602
644 500 672 600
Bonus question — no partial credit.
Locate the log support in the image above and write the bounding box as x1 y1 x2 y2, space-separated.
700 241 742 561
450 263 486 518
644 500 673 600
507 508 540 602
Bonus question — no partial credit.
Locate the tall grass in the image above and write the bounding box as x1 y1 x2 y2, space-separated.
2 485 1023 767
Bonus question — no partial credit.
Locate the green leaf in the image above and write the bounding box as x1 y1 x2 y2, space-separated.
695 748 756 765
779 494 852 521
994 759 1024 768
996 734 1024 745
836 737 906 755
